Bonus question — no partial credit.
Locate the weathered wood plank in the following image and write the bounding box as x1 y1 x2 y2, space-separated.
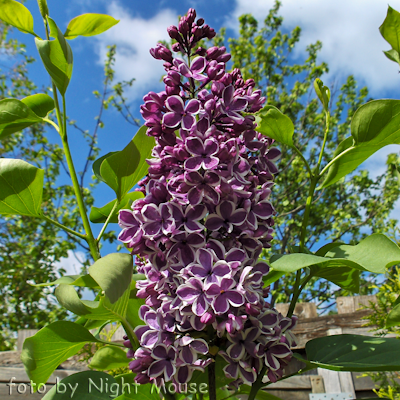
275 302 318 319
310 375 325 393
262 375 311 389
336 295 377 314
17 330 38 351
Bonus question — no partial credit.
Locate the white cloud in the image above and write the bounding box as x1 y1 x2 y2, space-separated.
54 250 87 276
228 0 400 95
94 2 177 100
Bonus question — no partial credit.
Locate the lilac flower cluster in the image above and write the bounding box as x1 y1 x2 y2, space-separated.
119 8 297 388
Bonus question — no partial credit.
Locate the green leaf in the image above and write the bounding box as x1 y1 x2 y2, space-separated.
99 126 155 200
93 152 118 183
255 105 295 147
90 191 144 224
32 273 99 288
306 334 400 371
386 302 400 327
311 265 360 293
0 98 43 139
271 234 400 276
0 0 36 35
21 93 54 118
42 371 119 399
89 346 128 371
237 385 284 400
314 78 330 111
0 158 44 216
126 297 145 330
263 270 285 287
21 321 101 388
35 17 73 95
115 374 161 400
322 100 400 188
89 253 133 304
65 14 119 40
384 48 400 64
380 6 400 54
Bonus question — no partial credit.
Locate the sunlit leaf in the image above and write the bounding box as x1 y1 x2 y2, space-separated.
0 159 44 216
89 346 128 371
0 0 37 35
65 14 119 39
255 105 295 147
35 17 73 95
380 6 400 54
32 274 99 288
322 100 400 188
21 93 54 118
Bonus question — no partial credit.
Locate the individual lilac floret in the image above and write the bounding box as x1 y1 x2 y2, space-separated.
120 7 296 388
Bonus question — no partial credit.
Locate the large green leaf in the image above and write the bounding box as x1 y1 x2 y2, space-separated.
0 0 36 35
21 93 54 118
35 17 73 95
33 273 99 288
90 191 144 224
0 158 44 216
42 371 119 399
270 234 400 276
0 98 43 139
311 265 360 293
237 385 284 400
322 100 400 188
306 334 400 371
89 346 128 371
65 14 119 39
255 105 295 147
380 6 400 54
21 321 101 388
99 126 155 200
114 374 161 400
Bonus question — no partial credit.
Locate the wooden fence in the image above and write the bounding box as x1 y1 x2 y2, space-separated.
0 295 395 399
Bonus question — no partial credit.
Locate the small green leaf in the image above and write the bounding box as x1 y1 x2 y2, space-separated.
89 346 128 371
21 93 54 118
380 6 400 54
0 98 43 139
89 253 133 304
42 371 119 399
32 274 99 288
384 48 400 64
322 100 400 188
21 321 101 389
0 158 44 216
255 105 295 147
386 302 400 327
263 270 285 287
90 191 144 224
99 126 155 200
37 0 48 19
0 0 37 35
306 334 400 371
65 14 119 40
35 17 73 95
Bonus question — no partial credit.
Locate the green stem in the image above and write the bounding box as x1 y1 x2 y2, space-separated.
249 366 267 400
319 144 355 177
287 273 313 318
41 214 86 239
42 117 59 133
316 111 330 172
120 318 139 349
97 200 119 242
59 95 101 261
293 145 313 178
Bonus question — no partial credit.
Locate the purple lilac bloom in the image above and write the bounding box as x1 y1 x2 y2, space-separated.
119 8 296 387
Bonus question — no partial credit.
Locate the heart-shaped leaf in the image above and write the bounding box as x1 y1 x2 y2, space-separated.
99 126 155 200
65 14 119 40
90 191 144 224
42 371 119 399
89 346 128 371
0 0 37 35
321 100 400 188
255 105 295 147
0 158 44 216
306 334 400 371
21 321 102 389
35 17 73 95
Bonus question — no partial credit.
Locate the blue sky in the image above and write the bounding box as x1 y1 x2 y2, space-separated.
6 0 400 272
